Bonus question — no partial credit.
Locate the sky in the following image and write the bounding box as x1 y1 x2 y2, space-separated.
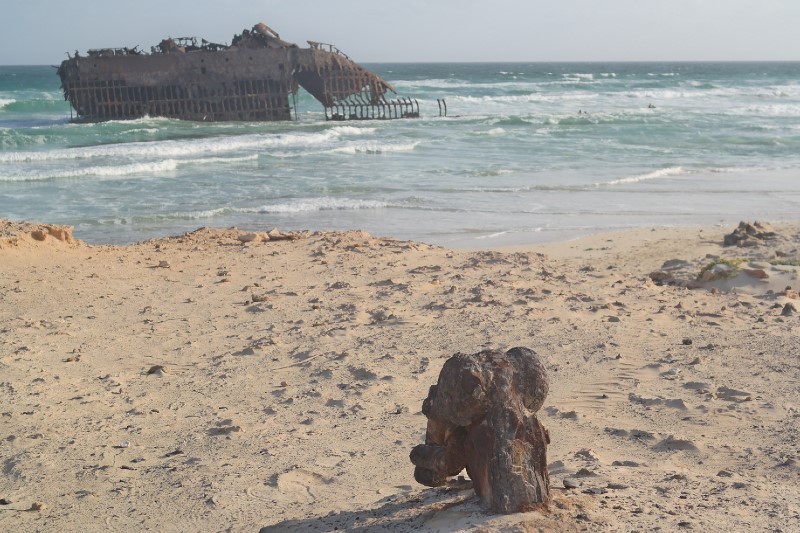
1 0 799 65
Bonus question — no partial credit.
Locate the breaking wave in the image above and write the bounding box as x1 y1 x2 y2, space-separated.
244 198 389 214
562 73 595 82
94 198 391 227
0 155 258 182
0 127 373 163
602 167 688 186
328 141 420 155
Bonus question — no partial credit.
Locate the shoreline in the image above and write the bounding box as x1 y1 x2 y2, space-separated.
1 218 798 532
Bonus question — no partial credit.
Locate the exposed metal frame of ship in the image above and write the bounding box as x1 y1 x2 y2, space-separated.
57 23 444 123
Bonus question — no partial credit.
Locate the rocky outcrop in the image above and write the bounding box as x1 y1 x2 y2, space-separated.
0 220 76 248
723 221 779 247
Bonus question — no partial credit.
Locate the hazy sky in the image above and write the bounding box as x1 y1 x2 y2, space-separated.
2 0 799 65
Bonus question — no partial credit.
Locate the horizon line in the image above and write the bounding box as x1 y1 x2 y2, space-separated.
3 59 800 68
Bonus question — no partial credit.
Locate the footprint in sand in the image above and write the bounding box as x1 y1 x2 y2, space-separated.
348 366 378 381
276 469 332 503
628 393 689 410
715 386 753 402
251 469 333 504
652 435 700 453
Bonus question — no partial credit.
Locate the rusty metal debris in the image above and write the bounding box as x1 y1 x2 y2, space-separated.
57 23 431 123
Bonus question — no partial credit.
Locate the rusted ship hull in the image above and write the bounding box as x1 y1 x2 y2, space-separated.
57 23 414 123
58 48 296 122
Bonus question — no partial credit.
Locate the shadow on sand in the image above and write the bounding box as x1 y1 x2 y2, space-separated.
258 486 476 532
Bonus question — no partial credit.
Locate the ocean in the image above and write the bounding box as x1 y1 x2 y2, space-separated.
1 62 799 247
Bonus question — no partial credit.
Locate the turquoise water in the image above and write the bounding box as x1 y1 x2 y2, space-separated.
1 62 799 246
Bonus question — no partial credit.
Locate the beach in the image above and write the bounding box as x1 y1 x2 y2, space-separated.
1 219 798 532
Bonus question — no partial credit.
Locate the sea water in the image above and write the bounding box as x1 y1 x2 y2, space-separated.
1 62 799 247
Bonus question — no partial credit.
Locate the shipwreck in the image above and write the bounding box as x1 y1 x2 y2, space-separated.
57 23 423 123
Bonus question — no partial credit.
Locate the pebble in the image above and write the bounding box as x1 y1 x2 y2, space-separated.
0 498 11 505
649 271 674 284
390 404 409 415
743 268 768 279
612 460 642 467
563 478 580 489
701 263 736 282
781 302 797 316
147 365 167 375
582 487 608 495
237 233 262 243
30 501 46 511
661 259 689 271
574 449 601 462
209 424 244 436
158 260 171 268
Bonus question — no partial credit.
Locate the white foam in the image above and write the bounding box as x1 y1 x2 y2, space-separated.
475 231 510 240
614 84 787 100
453 92 597 104
0 159 179 181
471 128 507 136
563 73 595 81
393 79 537 91
245 198 389 213
0 98 15 110
125 128 160 134
328 125 377 136
99 197 390 224
328 141 419 155
727 104 800 117
0 155 258 182
0 126 374 164
707 165 776 174
159 207 232 221
602 167 688 186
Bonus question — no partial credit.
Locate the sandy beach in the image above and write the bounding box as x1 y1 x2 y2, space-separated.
1 219 798 532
